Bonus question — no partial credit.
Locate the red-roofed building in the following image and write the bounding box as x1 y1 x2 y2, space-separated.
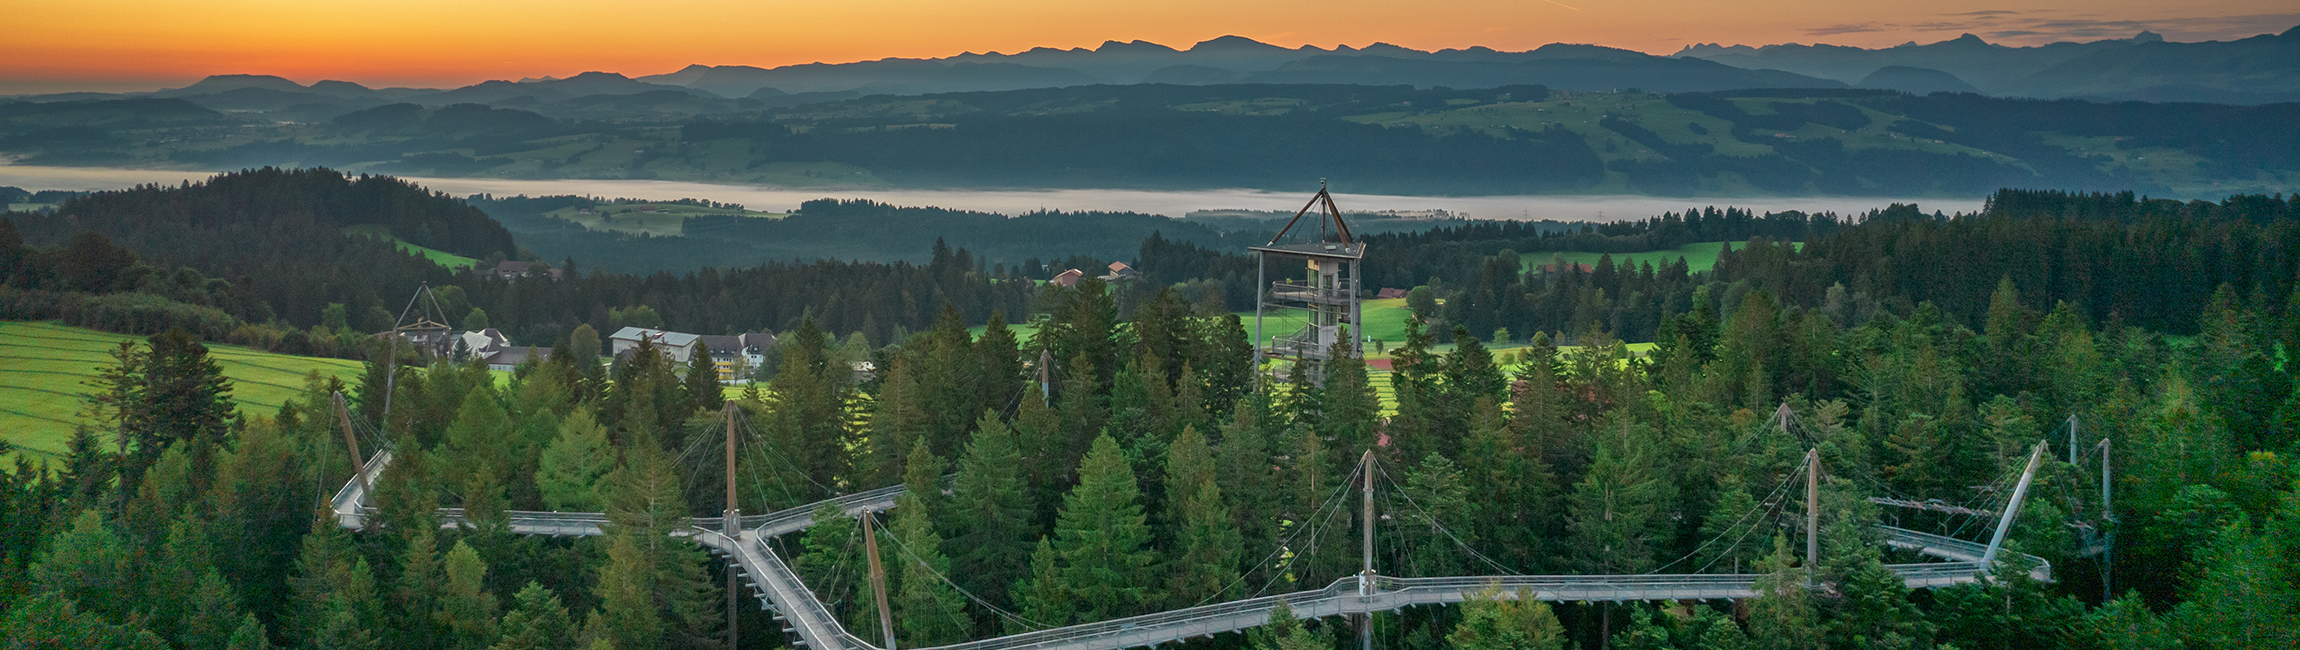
1050 269 1084 287
1376 288 1408 299
1539 261 1595 274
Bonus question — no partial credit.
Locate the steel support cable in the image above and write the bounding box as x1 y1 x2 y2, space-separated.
1369 458 1525 577
1246 461 1367 600
1184 459 1367 609
1687 467 1803 575
735 418 807 514
1254 483 1353 598
735 407 841 499
1781 408 1927 505
803 517 867 624
865 510 1058 633
1943 463 2027 541
1644 460 1808 575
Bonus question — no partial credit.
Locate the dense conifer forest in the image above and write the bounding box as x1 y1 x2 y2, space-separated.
3 171 2299 649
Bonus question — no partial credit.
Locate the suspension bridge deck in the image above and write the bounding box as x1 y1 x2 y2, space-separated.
331 450 2048 650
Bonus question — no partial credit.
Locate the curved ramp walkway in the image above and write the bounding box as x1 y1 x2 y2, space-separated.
331 452 2048 650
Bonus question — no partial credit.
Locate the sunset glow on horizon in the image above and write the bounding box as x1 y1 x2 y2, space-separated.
5 0 2295 93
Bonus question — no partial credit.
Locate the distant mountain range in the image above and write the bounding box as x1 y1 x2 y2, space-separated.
1676 25 2300 104
3 27 2294 124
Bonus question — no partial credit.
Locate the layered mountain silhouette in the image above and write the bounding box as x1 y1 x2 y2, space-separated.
635 37 1845 97
1677 26 2300 104
8 27 2295 121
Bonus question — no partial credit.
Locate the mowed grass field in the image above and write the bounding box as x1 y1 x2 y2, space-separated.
343 225 480 269
0 322 365 461
1519 241 1804 275
544 203 788 238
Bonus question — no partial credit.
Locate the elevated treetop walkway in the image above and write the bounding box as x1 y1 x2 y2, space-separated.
327 396 2057 650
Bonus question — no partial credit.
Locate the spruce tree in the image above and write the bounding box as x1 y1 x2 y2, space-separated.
1568 417 1673 575
491 582 574 650
901 440 945 522
1053 354 1106 481
793 502 872 634
1050 434 1160 622
948 412 1033 613
1196 313 1255 421
1319 332 1380 456
1214 400 1279 574
918 304 983 458
761 318 853 501
391 527 444 649
868 356 930 486
1012 390 1064 528
1696 476 1764 574
443 385 514 498
599 442 723 648
593 535 661 650
536 408 612 512
289 513 383 650
133 329 235 480
683 342 723 417
1434 326 1505 458
1283 360 1322 431
33 511 132 623
436 541 500 650
178 569 246 650
890 486 967 645
976 311 1026 421
1012 537 1067 631
1286 425 1352 586
1459 396 1559 573
1400 452 1472 578
1163 425 1241 607
1447 588 1567 650
1747 536 1823 650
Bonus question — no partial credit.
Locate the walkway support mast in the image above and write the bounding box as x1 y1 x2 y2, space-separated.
1805 449 1819 587
864 510 897 650
1981 442 2048 568
2099 437 2114 601
1359 449 1375 650
724 401 740 650
332 392 369 504
2067 415 2079 464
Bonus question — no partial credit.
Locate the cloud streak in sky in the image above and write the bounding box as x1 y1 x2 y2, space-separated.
1806 23 1892 36
1795 10 2297 44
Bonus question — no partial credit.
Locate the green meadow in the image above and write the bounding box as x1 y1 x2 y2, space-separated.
342 224 480 269
0 321 366 461
1518 240 1806 275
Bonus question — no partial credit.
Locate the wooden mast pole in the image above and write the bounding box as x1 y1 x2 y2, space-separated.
724 400 740 650
863 510 897 650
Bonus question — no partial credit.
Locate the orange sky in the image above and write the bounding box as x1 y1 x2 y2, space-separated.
4 0 2295 93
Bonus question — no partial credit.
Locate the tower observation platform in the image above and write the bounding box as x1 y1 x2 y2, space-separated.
1254 184 1364 384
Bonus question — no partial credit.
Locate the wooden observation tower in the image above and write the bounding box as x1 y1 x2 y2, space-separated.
1254 183 1365 385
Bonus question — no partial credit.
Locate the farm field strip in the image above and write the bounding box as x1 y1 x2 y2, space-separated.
0 322 364 460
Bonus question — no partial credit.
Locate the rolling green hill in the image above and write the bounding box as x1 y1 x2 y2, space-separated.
0 321 365 461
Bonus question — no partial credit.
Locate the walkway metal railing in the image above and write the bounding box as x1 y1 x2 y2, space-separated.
333 453 2050 650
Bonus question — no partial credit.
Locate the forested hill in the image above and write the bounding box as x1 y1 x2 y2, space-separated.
8 167 2299 363
475 195 1256 274
7 84 2296 197
42 167 515 263
2 169 1039 350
